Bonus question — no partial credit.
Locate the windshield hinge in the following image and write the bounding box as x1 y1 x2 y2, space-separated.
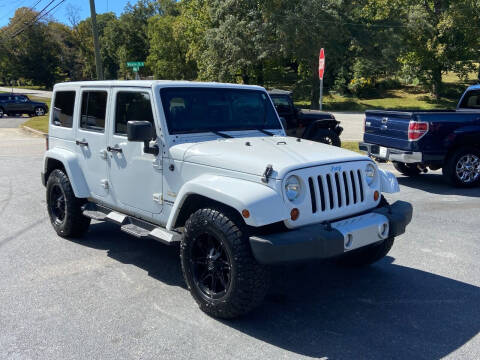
261 164 273 183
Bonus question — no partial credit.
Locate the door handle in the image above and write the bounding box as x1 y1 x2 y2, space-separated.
75 139 89 146
107 146 123 154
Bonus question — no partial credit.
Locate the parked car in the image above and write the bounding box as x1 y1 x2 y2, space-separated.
42 81 412 318
360 85 480 187
268 89 343 146
0 93 48 118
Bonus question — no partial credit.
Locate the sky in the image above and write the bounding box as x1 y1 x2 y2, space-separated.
0 0 132 27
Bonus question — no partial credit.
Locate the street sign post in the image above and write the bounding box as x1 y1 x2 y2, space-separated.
127 62 145 80
318 48 325 110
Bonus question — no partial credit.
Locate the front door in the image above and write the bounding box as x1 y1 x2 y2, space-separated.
75 89 110 199
107 88 163 216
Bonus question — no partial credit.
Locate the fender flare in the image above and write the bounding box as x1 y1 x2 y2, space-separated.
302 119 340 139
166 174 289 230
378 168 400 193
43 148 90 198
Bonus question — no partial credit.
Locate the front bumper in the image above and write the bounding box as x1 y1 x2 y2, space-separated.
359 142 422 163
249 201 412 264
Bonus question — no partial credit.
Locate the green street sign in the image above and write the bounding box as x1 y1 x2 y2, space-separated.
127 61 144 67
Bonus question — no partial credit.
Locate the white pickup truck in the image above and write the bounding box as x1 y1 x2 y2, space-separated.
42 81 412 318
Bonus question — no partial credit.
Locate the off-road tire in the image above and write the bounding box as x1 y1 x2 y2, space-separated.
46 169 90 238
442 147 480 187
312 129 341 147
336 237 395 267
180 207 270 319
392 162 421 176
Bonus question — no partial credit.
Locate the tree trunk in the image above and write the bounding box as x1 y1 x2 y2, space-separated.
431 67 442 99
241 68 250 84
310 62 320 110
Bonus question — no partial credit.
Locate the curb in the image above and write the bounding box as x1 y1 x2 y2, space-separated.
21 125 47 137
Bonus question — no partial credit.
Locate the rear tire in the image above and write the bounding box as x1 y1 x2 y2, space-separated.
311 129 341 147
34 107 46 116
46 169 91 238
336 237 395 267
442 147 480 187
180 207 270 319
392 162 421 176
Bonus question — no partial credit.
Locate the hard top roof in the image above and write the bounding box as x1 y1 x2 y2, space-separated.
53 80 265 91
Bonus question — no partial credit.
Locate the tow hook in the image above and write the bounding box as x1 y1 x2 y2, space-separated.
261 164 273 183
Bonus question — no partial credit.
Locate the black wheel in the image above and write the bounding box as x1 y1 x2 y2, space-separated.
34 107 46 116
392 162 421 176
46 169 90 238
312 129 341 147
0 107 4 118
180 207 269 319
443 147 480 187
336 237 395 267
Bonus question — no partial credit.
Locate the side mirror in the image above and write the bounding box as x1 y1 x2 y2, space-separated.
127 120 159 156
279 117 287 130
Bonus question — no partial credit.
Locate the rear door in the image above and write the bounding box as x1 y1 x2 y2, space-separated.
364 110 413 150
75 88 110 199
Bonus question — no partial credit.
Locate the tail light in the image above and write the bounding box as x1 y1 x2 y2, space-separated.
408 121 429 141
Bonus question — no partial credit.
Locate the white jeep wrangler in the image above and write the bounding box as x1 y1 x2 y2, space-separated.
42 81 412 318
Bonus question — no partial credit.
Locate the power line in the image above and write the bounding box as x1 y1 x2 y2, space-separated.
8 0 59 38
0 0 46 37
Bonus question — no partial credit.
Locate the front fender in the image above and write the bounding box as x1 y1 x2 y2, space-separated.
43 148 90 198
378 169 400 193
166 175 289 230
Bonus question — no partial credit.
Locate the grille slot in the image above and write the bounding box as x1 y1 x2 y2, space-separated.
307 167 366 214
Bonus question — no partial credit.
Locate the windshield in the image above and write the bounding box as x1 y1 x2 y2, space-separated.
160 87 282 134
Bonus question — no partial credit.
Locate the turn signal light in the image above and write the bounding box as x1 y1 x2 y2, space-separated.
373 191 380 201
408 121 429 141
242 209 250 219
290 208 300 221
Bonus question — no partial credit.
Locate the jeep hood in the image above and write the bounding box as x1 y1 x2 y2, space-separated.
170 136 368 179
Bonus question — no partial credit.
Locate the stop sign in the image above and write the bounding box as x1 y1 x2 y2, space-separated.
318 48 325 80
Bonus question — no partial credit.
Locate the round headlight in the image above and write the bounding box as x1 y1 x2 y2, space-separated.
285 175 301 201
365 163 376 185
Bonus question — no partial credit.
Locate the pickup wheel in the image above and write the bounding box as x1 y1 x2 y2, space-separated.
443 147 480 187
336 237 395 267
46 169 91 238
180 207 270 319
311 129 341 147
392 162 421 176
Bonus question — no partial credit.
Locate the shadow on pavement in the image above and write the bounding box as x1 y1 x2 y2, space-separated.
397 173 480 197
75 222 479 359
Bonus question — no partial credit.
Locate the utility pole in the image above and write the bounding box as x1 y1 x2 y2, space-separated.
89 0 104 80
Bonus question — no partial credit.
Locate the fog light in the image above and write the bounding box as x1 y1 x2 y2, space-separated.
290 208 300 221
373 191 380 201
242 209 250 219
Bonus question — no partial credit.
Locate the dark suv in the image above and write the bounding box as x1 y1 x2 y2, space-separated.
0 93 49 118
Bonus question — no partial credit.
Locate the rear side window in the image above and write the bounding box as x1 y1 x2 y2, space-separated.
52 91 75 128
459 90 480 109
114 92 155 137
80 91 108 132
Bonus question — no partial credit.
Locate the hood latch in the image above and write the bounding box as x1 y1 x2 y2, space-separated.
261 164 273 183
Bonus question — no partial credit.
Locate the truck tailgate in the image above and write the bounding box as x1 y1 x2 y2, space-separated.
363 110 413 151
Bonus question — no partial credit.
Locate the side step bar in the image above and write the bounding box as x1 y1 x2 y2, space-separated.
82 203 181 246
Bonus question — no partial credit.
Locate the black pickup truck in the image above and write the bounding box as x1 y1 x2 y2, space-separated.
0 93 48 118
360 85 480 187
268 89 343 146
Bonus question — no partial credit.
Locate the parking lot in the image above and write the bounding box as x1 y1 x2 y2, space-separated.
0 128 479 360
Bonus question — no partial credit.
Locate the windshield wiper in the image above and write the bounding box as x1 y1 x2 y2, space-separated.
208 129 232 138
255 128 274 136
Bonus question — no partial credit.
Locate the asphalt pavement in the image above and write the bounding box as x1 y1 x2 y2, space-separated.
0 115 31 128
0 128 479 360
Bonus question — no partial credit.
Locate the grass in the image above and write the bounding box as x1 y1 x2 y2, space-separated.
22 115 49 133
341 141 361 153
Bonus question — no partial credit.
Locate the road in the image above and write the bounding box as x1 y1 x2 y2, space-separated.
0 87 52 99
1 128 479 359
0 115 31 128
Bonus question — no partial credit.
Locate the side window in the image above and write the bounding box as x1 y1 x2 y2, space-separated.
459 90 480 109
80 91 108 132
52 91 76 128
115 91 155 137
